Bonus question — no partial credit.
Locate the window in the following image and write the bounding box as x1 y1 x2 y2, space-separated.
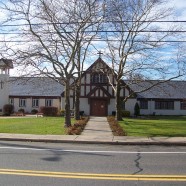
155 101 174 110
19 99 26 107
32 99 39 107
180 101 186 110
140 100 148 109
91 73 107 83
45 99 52 107
9 98 14 105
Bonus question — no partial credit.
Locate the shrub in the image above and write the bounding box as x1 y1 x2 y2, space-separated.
79 111 84 116
121 110 130 117
112 111 116 116
31 109 38 114
60 109 65 116
3 104 14 116
18 108 25 113
134 102 140 116
40 106 58 116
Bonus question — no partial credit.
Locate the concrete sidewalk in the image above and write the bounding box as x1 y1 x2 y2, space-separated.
0 116 186 145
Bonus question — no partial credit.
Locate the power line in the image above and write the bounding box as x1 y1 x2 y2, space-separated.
0 40 186 43
0 30 186 35
0 20 186 27
91 44 100 53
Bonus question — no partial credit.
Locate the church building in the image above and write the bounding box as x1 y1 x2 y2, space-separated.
0 57 186 116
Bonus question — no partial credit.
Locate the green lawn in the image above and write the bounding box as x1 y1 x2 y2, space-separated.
0 117 69 135
119 116 186 137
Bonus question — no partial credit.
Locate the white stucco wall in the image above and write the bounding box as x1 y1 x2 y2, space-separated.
81 86 84 96
0 74 9 111
125 89 130 97
79 98 90 115
125 98 137 115
86 74 90 84
61 97 74 110
108 98 115 115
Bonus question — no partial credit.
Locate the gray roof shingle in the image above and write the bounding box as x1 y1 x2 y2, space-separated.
9 77 63 97
125 80 186 99
0 58 13 69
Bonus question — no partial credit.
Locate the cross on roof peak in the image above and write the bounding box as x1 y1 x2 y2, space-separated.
97 51 103 58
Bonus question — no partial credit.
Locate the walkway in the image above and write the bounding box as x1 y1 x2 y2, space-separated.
77 116 114 142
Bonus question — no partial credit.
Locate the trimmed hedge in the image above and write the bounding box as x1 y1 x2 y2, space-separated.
3 104 14 116
112 110 130 117
18 108 25 113
40 106 58 116
31 109 38 114
121 110 130 117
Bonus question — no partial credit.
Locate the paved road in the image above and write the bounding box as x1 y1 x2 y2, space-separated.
0 141 186 186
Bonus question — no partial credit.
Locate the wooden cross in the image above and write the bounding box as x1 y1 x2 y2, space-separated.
0 80 4 89
97 51 103 58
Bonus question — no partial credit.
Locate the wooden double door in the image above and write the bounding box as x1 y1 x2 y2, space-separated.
90 99 107 116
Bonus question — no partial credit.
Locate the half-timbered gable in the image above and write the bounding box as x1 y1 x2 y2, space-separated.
77 57 127 116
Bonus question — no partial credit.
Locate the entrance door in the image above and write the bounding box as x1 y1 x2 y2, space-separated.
90 99 107 116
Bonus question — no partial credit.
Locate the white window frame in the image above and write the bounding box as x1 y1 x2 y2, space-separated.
155 100 174 110
9 98 14 105
19 99 26 107
140 100 148 109
45 99 52 107
180 101 186 110
32 99 39 108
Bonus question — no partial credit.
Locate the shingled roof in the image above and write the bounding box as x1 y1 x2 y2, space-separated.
125 80 186 99
9 77 63 97
8 76 186 100
0 58 13 69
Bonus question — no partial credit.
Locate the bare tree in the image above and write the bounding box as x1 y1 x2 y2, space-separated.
0 0 104 126
103 0 186 120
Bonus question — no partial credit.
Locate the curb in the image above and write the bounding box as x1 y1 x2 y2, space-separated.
0 137 186 146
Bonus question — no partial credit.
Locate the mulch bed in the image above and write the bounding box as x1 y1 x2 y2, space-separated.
67 117 89 135
107 116 126 136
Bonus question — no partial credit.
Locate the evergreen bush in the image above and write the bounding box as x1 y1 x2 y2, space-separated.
121 110 130 117
31 109 38 114
3 104 14 116
18 108 25 113
134 102 140 116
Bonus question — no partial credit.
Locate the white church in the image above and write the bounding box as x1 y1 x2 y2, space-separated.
0 57 186 116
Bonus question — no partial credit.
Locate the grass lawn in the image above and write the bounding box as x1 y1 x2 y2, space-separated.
119 116 186 137
0 117 71 135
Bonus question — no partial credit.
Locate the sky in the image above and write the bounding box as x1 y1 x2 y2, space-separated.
0 0 185 78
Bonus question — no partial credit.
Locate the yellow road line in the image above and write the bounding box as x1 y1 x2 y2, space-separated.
0 169 185 181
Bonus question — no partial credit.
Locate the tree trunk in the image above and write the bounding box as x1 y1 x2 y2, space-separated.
64 81 71 127
74 83 80 120
115 82 123 121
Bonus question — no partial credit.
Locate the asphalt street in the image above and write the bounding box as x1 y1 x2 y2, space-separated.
0 141 186 186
